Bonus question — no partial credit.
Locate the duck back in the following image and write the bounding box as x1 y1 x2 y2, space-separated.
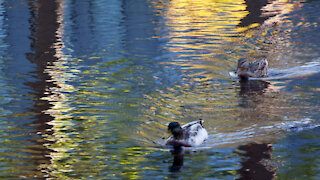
181 120 208 146
248 58 268 78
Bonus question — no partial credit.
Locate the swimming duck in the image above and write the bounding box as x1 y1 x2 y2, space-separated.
165 120 208 147
236 58 268 80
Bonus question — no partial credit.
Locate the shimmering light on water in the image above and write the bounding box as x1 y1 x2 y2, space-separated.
0 0 319 179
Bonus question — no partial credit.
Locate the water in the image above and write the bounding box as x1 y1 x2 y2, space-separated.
0 0 319 179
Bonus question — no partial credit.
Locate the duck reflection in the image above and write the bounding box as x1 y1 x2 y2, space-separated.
238 80 270 108
237 142 277 180
240 80 269 95
169 146 184 172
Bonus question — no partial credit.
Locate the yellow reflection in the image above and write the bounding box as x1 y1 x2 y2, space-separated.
118 147 152 179
154 0 248 80
163 0 247 52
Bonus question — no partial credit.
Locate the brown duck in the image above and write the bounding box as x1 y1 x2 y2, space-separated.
236 58 268 80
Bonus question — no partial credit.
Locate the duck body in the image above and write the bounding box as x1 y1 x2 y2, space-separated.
236 58 268 80
166 120 208 147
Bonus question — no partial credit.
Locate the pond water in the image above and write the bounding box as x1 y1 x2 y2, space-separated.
0 0 319 179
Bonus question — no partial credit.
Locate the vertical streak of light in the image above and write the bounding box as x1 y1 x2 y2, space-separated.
39 0 79 177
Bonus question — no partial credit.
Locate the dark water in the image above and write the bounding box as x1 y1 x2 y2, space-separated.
0 0 319 179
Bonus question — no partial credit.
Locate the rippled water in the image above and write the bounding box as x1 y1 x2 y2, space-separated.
0 0 320 179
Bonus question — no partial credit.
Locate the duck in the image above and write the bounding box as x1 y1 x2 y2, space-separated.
236 58 268 80
165 120 208 147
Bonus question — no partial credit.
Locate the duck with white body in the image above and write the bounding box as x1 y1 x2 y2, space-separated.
166 120 208 147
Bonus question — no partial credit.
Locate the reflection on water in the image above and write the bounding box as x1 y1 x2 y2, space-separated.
237 142 277 180
169 146 184 172
0 0 320 179
238 80 271 108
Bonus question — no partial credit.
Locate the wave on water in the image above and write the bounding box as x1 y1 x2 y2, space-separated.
229 60 320 80
144 117 320 152
204 117 320 149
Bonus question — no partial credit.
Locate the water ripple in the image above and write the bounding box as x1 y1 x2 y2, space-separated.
0 0 320 179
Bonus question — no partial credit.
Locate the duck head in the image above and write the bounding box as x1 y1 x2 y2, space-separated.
237 58 249 70
237 58 250 80
168 122 182 138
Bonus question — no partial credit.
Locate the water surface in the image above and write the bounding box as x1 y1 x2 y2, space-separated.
0 0 319 179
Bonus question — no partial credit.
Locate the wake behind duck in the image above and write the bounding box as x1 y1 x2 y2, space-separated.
231 59 320 80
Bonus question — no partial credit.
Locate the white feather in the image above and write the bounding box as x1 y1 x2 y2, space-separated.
166 120 208 147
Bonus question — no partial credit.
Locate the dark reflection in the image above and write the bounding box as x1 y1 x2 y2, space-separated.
239 0 276 27
25 0 60 178
238 80 270 108
239 80 269 96
169 146 184 172
236 142 277 180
